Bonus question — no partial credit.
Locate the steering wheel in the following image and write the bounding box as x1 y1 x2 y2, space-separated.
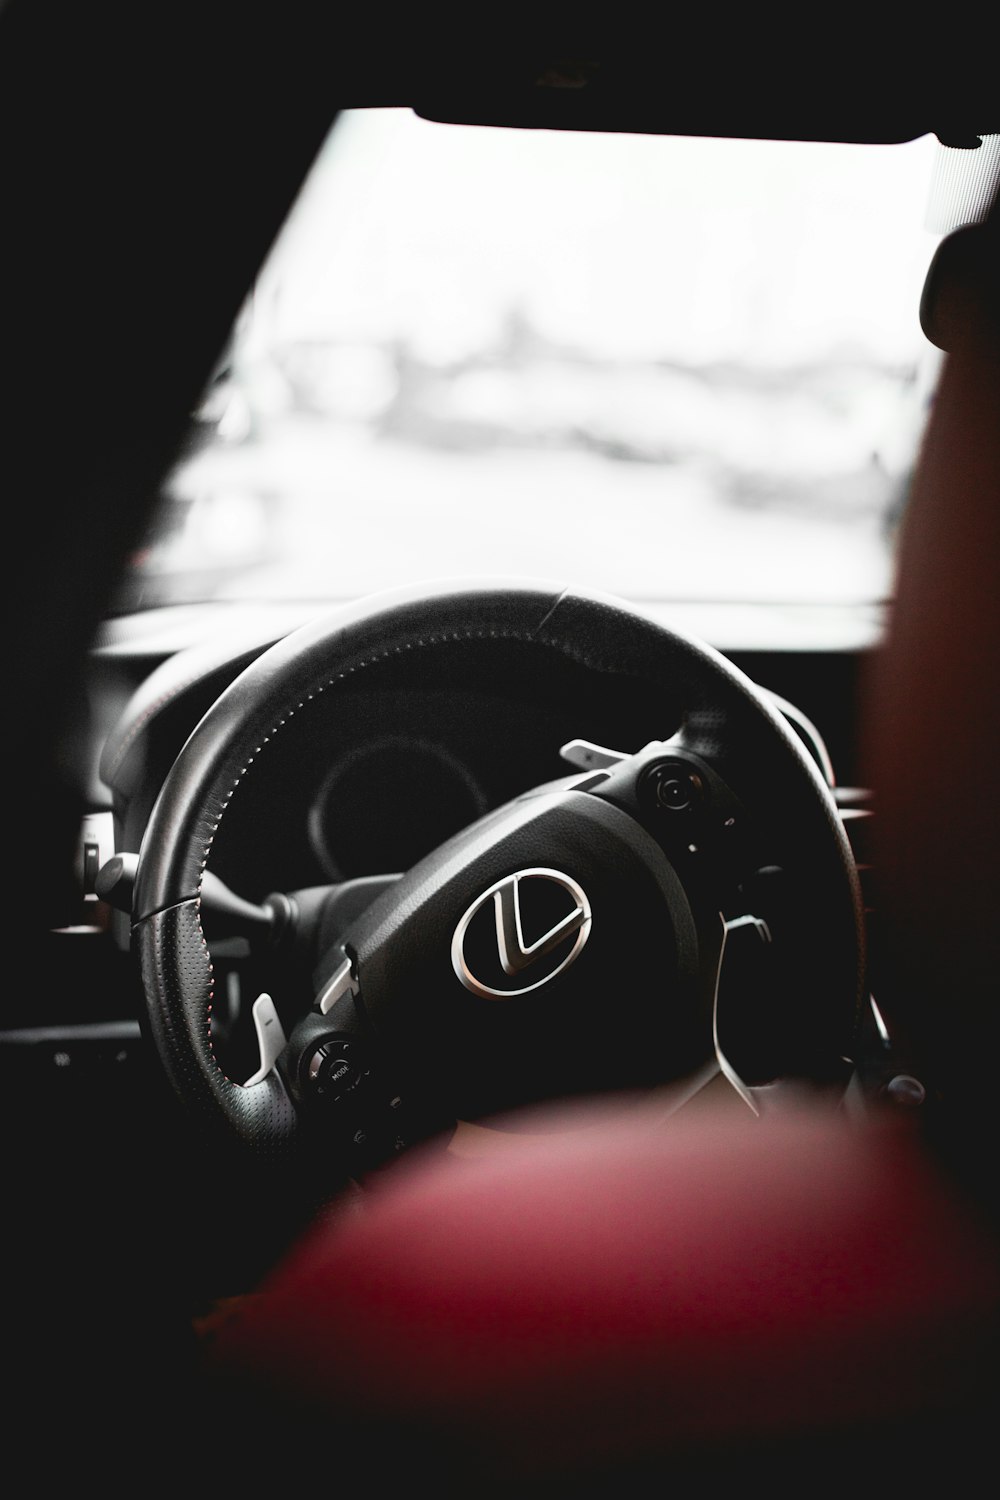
130 581 865 1178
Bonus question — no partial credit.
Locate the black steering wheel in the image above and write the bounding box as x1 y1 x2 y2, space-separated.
131 581 865 1178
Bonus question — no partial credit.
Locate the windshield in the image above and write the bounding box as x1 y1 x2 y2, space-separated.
127 113 946 625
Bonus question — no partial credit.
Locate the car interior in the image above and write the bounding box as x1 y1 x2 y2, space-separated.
3 10 998 1489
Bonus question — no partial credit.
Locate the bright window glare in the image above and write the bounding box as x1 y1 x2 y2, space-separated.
147 113 944 616
256 114 934 367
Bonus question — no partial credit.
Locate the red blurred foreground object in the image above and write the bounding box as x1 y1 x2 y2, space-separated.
207 1101 999 1487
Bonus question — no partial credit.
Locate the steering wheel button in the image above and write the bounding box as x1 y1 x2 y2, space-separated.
307 1040 365 1097
326 1062 362 1096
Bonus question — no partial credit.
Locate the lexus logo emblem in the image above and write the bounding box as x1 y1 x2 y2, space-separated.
451 867 592 999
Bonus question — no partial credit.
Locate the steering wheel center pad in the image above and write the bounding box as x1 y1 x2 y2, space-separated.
336 784 704 1121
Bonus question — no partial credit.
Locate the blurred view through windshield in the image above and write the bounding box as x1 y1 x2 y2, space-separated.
133 114 945 620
